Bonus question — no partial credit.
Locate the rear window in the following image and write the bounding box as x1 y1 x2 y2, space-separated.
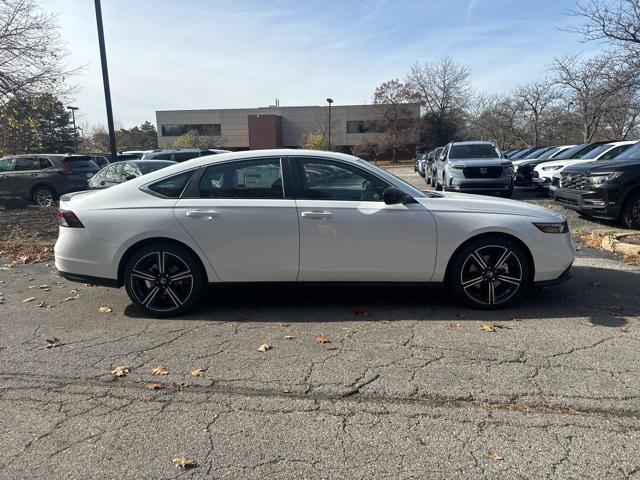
449 144 501 159
146 170 194 198
64 156 99 170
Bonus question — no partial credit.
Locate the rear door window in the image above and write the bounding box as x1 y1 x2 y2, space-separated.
0 158 13 171
14 158 42 171
198 159 283 199
146 170 195 198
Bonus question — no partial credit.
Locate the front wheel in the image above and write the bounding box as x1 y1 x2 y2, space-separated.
448 236 530 309
621 192 640 229
124 243 205 317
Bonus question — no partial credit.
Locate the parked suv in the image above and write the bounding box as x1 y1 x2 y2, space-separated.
432 141 514 197
551 142 640 228
426 147 443 186
0 154 100 206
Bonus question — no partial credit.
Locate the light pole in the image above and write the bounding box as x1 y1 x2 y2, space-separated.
67 106 79 153
326 98 333 150
94 0 118 162
564 101 574 144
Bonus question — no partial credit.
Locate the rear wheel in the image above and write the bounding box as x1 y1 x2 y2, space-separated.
33 186 55 206
448 236 530 309
621 192 640 229
124 243 204 317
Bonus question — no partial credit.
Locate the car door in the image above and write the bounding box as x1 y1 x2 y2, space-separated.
173 157 299 282
292 156 437 282
0 157 15 196
10 157 44 196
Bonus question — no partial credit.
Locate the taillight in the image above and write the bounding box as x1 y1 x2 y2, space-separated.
60 162 72 175
57 210 84 228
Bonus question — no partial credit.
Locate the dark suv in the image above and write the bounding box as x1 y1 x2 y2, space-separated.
0 154 100 206
551 142 640 228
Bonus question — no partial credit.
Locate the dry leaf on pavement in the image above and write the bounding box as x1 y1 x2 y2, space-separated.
316 335 330 344
281 388 291 394
447 322 462 328
284 335 296 340
98 306 112 313
376 320 392 324
146 383 166 390
172 456 196 469
481 324 496 332
171 382 185 392
112 366 129 377
191 368 206 377
38 302 54 309
585 319 595 327
152 366 169 375
618 326 629 333
488 451 504 461
22 297 36 303
279 322 290 328
257 343 271 352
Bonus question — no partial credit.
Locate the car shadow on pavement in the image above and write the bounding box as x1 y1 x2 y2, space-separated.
123 263 639 328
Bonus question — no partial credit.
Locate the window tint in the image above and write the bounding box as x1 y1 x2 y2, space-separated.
600 144 632 160
151 153 172 160
174 151 200 162
613 142 640 161
38 158 53 169
199 159 283 199
296 158 389 201
0 158 12 171
147 170 195 198
14 158 42 171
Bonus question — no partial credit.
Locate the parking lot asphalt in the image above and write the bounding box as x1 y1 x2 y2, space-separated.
1 167 640 479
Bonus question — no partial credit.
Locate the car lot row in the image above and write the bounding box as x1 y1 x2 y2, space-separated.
0 148 231 206
415 139 640 229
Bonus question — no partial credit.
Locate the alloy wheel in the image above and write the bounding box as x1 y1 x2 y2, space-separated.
35 188 54 207
460 245 523 306
129 251 194 313
632 199 640 225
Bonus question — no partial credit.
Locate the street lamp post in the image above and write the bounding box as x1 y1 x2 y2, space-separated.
564 101 574 145
326 98 333 150
67 106 79 153
94 0 118 162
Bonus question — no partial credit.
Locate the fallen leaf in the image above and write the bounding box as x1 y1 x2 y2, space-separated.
146 383 165 390
190 368 206 377
618 326 629 333
22 297 36 303
447 322 462 328
488 451 504 461
172 456 196 469
281 388 291 394
112 366 129 377
284 335 296 340
585 319 595 327
46 337 61 348
152 366 169 375
316 335 330 344
326 347 338 351
481 323 496 333
279 322 290 328
38 302 54 309
376 320 392 324
98 306 112 313
63 295 79 302
353 308 371 317
37 285 49 289
257 343 271 352
171 382 185 392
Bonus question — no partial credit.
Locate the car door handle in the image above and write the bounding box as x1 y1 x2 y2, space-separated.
30 173 38 177
185 210 220 219
301 210 333 219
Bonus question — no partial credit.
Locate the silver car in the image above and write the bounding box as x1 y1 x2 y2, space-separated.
433 141 515 198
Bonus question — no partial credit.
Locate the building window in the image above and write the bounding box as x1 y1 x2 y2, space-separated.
346 120 384 134
161 124 221 137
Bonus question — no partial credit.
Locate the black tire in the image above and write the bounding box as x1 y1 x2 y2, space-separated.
448 236 530 309
621 192 640 229
500 189 514 199
442 174 448 192
32 186 56 207
426 173 431 186
124 242 205 317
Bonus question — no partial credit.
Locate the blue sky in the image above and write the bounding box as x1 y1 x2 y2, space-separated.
42 0 604 128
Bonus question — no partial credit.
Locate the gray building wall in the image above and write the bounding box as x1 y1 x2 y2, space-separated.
155 104 420 150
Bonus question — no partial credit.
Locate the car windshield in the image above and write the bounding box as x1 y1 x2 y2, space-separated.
536 147 561 160
579 144 616 160
552 143 590 160
527 147 551 159
137 161 176 174
449 144 501 159
613 142 640 161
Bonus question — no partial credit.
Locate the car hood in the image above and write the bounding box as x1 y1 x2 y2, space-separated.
563 159 640 174
417 192 563 220
447 158 511 167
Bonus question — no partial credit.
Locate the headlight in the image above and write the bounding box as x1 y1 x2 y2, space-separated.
533 221 569 234
542 165 563 171
447 164 464 170
586 171 624 184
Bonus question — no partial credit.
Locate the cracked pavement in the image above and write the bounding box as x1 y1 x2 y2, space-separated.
1 243 639 479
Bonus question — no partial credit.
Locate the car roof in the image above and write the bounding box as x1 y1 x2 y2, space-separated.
450 141 496 146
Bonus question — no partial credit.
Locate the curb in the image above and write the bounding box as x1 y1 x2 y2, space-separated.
601 233 640 256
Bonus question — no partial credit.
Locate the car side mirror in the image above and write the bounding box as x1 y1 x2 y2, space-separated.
124 175 137 181
383 187 415 205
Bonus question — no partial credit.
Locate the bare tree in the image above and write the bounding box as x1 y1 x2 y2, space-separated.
552 53 632 141
0 0 74 102
516 80 560 146
569 0 640 46
600 87 640 139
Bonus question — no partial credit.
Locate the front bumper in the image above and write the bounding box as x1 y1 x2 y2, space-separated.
447 174 513 192
551 186 621 220
534 265 573 287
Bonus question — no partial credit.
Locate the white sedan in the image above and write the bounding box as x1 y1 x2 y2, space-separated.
54 150 575 316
